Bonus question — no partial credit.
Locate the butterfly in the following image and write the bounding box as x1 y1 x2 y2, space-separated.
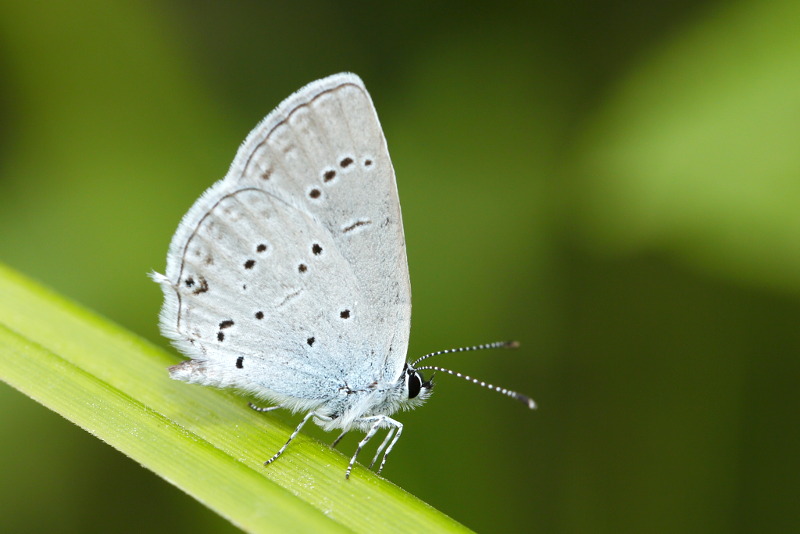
152 73 535 478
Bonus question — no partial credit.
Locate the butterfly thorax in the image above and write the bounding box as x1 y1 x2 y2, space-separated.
292 362 427 431
308 363 428 431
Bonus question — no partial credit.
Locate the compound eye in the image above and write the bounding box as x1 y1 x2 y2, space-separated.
408 371 422 399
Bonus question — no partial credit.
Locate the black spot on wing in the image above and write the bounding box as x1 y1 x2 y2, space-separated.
192 276 209 294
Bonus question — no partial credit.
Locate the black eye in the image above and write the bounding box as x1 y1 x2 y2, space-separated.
408 371 422 399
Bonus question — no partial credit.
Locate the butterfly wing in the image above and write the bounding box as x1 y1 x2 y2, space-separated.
155 73 411 405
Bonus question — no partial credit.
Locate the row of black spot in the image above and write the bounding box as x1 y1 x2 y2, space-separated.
241 241 323 272
260 155 372 184
221 309 351 380
216 307 350 344
308 156 373 200
229 313 347 370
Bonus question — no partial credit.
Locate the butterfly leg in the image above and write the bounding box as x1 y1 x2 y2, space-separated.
369 427 396 469
375 418 402 475
345 416 403 478
249 402 282 413
346 416 383 479
331 431 348 448
264 411 315 466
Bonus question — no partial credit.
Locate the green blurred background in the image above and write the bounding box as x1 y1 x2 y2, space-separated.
2 1 799 532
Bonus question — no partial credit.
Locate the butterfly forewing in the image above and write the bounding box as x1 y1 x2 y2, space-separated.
159 73 411 401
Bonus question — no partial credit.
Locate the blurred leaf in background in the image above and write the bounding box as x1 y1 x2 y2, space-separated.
1 0 798 533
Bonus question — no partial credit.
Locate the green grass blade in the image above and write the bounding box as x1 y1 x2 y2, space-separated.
0 263 470 533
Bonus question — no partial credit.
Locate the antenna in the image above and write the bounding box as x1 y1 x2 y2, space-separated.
411 340 519 366
412 340 536 410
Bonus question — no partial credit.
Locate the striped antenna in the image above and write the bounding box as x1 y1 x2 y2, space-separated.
411 340 518 366
412 341 536 409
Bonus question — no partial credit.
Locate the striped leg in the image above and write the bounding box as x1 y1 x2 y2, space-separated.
376 419 402 475
331 431 348 448
345 416 384 479
248 402 282 412
345 416 403 479
369 427 396 469
264 411 327 466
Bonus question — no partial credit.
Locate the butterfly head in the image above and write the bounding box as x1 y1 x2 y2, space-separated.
410 341 537 410
403 362 433 407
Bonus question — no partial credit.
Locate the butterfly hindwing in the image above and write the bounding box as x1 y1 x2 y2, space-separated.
157 73 411 402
